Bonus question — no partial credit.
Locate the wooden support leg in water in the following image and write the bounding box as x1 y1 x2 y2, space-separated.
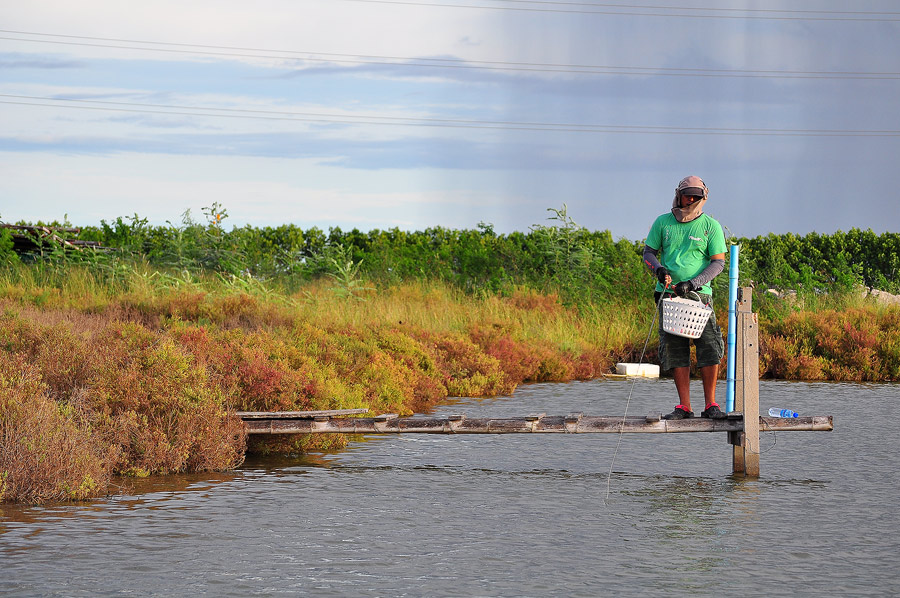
731 288 760 477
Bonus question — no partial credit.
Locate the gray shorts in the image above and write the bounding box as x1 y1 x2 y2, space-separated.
656 293 725 371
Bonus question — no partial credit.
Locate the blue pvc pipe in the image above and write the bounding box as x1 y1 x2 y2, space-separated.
725 244 740 413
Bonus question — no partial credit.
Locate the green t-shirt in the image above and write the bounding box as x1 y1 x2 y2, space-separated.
646 212 727 295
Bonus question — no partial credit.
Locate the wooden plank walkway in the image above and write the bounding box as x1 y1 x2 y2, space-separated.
239 411 833 435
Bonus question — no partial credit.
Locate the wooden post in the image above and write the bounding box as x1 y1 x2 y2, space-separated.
739 309 760 476
731 287 760 477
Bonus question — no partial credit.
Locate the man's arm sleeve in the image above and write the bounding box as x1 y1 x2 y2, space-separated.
642 245 663 275
690 258 725 288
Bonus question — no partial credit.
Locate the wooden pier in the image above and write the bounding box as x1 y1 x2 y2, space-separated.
237 289 833 477
239 411 832 436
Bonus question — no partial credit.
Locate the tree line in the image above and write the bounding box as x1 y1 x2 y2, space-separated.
3 204 898 299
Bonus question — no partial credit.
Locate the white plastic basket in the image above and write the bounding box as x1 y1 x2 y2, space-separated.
661 294 713 339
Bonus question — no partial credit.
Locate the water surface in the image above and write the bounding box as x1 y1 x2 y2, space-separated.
2 380 898 597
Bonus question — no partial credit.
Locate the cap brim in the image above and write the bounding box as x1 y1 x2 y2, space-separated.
680 187 705 197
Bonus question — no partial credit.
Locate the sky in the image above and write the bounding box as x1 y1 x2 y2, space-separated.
1 0 899 242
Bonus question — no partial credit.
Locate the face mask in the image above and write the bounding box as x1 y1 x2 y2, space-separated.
671 196 706 223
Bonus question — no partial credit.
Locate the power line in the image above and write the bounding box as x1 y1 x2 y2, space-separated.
340 0 900 21
3 94 899 137
2 30 898 80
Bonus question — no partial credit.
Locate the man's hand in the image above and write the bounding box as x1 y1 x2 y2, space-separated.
655 267 671 286
673 281 693 297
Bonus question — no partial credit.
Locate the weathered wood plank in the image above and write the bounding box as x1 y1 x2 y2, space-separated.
732 287 750 471
761 415 833 431
732 289 764 476
242 414 832 435
236 408 369 419
741 310 761 476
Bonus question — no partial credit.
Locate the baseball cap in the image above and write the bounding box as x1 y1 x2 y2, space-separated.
677 175 707 197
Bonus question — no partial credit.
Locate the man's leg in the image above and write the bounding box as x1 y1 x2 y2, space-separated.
693 293 724 416
700 364 718 408
673 366 692 412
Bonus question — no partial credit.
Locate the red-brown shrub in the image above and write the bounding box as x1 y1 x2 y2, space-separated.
507 288 564 315
0 356 112 503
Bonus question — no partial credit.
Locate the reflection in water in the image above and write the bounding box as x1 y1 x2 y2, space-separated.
126 470 240 495
624 475 733 575
636 476 731 531
0 470 242 524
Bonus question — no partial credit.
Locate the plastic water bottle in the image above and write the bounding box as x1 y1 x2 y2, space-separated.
768 408 799 418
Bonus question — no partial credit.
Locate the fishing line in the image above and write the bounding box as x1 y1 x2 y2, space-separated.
605 285 668 500
759 418 778 454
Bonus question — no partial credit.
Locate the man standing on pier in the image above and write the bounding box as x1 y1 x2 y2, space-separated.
642 175 728 420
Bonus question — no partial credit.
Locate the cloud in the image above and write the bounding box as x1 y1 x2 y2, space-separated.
0 151 521 231
3 0 497 65
0 52 84 69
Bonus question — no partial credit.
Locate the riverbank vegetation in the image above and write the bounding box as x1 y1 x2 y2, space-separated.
1 206 897 503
